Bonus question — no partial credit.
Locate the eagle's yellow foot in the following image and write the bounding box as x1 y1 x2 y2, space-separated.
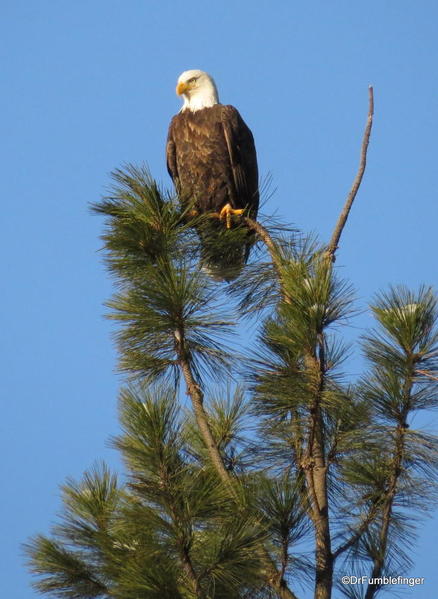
219 203 244 229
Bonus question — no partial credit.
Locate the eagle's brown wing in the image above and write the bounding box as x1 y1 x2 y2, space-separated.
220 105 259 218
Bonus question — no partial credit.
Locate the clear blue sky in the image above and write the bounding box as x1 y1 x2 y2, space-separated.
2 1 437 597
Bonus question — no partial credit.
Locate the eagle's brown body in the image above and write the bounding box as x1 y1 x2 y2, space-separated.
166 103 259 279
166 104 259 218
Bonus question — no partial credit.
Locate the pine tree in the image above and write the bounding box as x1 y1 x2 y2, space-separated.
26 94 438 599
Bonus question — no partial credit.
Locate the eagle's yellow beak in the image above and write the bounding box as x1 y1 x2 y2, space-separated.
176 81 189 96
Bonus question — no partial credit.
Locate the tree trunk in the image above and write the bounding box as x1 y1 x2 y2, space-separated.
305 351 333 599
312 434 333 599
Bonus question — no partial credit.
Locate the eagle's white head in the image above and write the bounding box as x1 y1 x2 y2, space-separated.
176 69 219 112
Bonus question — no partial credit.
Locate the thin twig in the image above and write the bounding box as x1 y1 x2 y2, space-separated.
416 369 438 382
326 86 374 261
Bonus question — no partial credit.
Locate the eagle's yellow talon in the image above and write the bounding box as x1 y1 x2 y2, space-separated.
219 203 245 229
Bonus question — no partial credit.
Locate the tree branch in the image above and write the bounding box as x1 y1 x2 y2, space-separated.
332 503 380 559
244 216 296 310
262 547 301 599
176 340 235 493
245 217 284 278
364 372 411 599
326 86 374 261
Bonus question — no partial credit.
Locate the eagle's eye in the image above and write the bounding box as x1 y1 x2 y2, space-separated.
188 77 197 84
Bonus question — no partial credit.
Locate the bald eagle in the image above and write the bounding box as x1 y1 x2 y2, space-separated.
166 69 259 280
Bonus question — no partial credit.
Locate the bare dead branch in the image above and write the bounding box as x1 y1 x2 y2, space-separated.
326 86 374 261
